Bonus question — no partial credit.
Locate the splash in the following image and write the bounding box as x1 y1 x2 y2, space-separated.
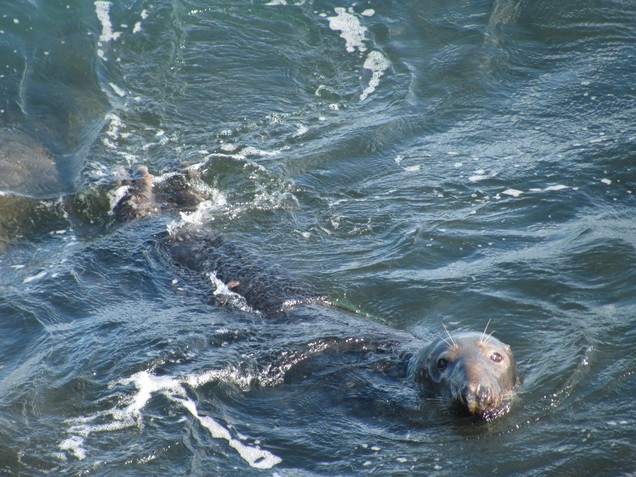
165 189 228 234
59 369 282 469
209 271 258 313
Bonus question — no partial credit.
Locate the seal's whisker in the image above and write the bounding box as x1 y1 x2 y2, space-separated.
442 322 457 349
439 335 453 349
481 319 492 343
424 396 450 410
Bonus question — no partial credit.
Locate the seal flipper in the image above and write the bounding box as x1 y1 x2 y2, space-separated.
113 166 158 221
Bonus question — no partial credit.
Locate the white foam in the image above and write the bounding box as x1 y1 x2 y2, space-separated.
23 271 47 284
293 123 308 137
101 137 117 149
544 184 568 191
360 51 390 101
60 369 282 468
327 7 368 53
95 1 122 60
59 436 86 460
95 2 121 43
239 146 279 158
468 170 496 182
133 14 144 34
166 190 228 232
177 397 282 469
220 143 238 152
502 188 523 197
183 368 252 390
103 112 125 148
108 82 126 97
205 146 278 163
209 272 257 313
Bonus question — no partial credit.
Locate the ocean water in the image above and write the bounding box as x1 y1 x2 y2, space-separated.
0 0 635 475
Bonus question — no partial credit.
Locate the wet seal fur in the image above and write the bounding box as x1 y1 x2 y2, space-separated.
114 167 521 419
410 331 519 420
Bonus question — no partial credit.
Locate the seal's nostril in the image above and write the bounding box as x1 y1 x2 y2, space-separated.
458 383 496 413
468 382 486 397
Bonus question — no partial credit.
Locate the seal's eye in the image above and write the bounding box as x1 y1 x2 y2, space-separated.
491 352 503 363
437 358 448 371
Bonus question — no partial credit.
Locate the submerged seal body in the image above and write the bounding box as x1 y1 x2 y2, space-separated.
113 167 521 419
0 127 60 197
411 331 519 419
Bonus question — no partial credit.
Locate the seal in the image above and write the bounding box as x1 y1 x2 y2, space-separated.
113 166 521 419
112 166 157 221
410 331 519 419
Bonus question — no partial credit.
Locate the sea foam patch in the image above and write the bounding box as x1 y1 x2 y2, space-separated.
360 50 390 101
102 112 126 150
59 369 282 469
324 8 389 102
132 9 149 34
501 188 523 197
326 7 368 53
166 190 228 234
94 1 122 60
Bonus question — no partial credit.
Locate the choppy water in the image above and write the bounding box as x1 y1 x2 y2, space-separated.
1 0 635 475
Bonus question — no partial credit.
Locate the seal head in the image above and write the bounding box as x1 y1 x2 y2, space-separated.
411 331 519 419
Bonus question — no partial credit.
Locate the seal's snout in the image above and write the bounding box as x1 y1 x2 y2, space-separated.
455 358 504 414
458 381 499 415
